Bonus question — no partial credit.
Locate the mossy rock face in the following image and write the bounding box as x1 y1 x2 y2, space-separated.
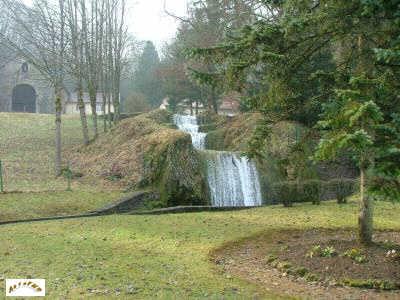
69 109 209 207
143 132 210 207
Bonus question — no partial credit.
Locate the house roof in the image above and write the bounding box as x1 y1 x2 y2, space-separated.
219 99 240 111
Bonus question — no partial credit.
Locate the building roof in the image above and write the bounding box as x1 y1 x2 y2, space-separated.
219 98 240 111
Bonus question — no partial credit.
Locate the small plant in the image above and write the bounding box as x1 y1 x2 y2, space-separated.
277 261 292 271
342 279 399 290
305 273 319 282
321 246 337 257
307 245 337 258
306 245 322 258
265 254 278 264
343 248 368 263
294 267 308 277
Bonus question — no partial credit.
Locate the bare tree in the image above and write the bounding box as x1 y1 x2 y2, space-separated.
0 0 67 176
65 0 90 145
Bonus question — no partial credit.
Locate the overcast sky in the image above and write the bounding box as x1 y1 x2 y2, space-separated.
22 0 188 50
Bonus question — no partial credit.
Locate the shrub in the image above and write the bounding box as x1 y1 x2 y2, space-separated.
329 178 356 204
302 180 322 205
272 181 297 207
273 180 324 206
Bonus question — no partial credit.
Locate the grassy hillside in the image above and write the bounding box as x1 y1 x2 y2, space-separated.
68 110 209 206
0 113 86 191
0 113 125 222
0 199 398 299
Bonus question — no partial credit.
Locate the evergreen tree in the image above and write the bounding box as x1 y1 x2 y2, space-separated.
132 41 162 107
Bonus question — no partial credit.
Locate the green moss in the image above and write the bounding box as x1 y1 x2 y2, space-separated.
294 267 309 277
305 273 320 282
342 279 399 290
144 133 210 207
266 254 278 263
205 129 226 151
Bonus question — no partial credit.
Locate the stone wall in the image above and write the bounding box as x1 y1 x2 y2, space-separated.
0 59 53 113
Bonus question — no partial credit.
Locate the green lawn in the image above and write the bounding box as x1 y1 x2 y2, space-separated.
0 113 89 192
0 190 124 222
0 199 399 299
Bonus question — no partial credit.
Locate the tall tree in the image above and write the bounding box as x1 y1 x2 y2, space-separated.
132 41 162 107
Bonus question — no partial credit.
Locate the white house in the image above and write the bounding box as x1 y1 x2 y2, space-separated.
64 92 115 115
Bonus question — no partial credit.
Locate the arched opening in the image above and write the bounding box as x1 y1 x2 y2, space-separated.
12 84 36 113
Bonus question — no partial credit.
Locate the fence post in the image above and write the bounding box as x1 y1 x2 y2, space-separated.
0 160 3 193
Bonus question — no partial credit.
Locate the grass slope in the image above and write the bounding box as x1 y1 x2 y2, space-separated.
0 113 83 191
0 199 398 299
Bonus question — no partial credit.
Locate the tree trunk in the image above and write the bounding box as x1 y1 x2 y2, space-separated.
102 90 107 132
89 87 98 138
77 82 90 145
112 84 120 123
55 86 63 176
107 93 112 128
211 87 218 114
358 166 373 244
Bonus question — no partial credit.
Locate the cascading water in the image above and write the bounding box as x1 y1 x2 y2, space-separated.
173 113 262 207
206 151 262 206
173 114 206 150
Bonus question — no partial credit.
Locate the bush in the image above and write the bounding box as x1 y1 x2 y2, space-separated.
272 181 297 207
329 179 356 204
272 180 324 206
302 180 323 205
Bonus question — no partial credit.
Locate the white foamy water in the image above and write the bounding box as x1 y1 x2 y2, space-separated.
173 114 206 150
206 151 262 207
173 114 263 207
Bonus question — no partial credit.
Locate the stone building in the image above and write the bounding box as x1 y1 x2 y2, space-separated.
0 59 54 113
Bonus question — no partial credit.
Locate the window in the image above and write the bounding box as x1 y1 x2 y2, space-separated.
21 62 28 73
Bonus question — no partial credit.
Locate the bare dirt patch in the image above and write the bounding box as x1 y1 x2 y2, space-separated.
211 229 400 299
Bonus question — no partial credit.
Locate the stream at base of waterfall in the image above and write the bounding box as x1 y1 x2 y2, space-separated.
173 114 262 207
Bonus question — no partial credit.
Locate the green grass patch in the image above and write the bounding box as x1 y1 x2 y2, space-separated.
0 199 398 298
0 113 85 191
0 190 124 222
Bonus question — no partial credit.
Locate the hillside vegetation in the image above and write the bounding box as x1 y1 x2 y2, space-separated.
68 110 209 207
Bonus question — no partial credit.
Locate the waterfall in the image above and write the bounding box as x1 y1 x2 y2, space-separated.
173 113 262 207
173 114 206 150
206 151 262 207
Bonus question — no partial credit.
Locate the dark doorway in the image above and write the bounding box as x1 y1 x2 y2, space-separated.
12 84 36 113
